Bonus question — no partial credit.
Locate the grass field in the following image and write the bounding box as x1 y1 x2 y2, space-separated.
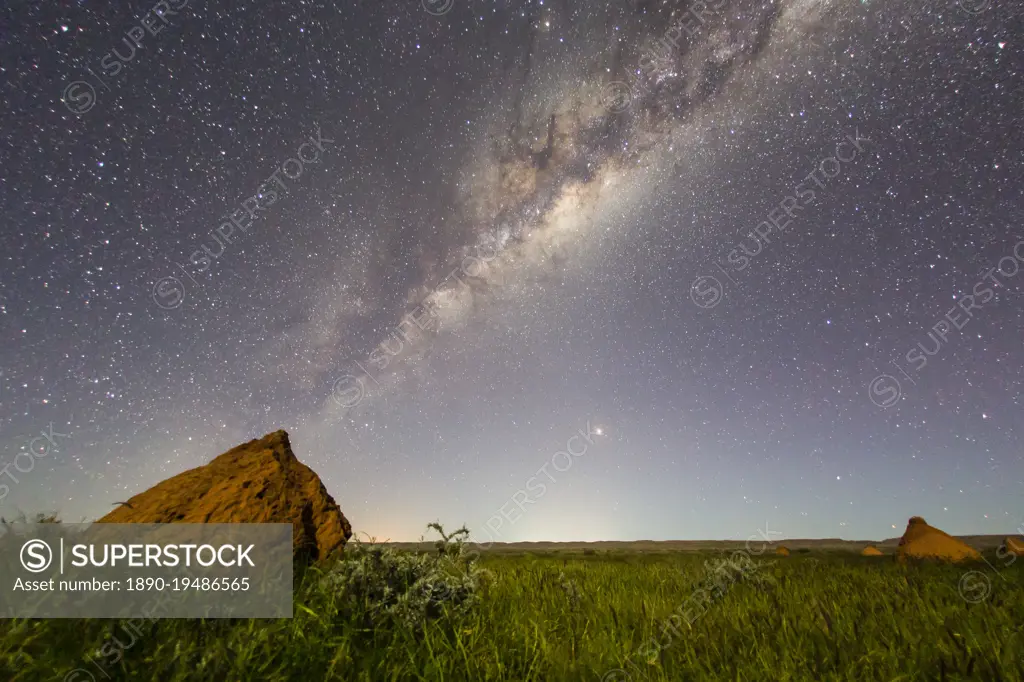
2 544 1023 681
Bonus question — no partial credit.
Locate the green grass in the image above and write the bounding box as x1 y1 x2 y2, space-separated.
2 549 1023 681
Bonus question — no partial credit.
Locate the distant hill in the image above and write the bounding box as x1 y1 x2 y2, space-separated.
384 535 1014 554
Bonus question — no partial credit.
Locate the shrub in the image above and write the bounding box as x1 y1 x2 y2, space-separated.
317 522 489 633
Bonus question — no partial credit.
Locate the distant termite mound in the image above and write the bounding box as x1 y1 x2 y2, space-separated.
896 516 980 563
1004 536 1024 556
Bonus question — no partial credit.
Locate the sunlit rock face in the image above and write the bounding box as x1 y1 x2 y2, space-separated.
98 430 352 563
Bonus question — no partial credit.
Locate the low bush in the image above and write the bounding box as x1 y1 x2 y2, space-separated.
315 522 490 632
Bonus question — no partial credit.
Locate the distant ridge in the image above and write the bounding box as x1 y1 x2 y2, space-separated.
383 535 1014 553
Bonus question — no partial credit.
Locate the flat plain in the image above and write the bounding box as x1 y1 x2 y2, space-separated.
2 539 1023 681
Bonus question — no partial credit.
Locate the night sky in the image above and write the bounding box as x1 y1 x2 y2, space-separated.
1 0 1021 543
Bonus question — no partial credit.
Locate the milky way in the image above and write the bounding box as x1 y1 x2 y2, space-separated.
327 0 829 412
1 0 1021 542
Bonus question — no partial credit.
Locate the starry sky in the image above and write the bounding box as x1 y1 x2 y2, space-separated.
1 0 1021 543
